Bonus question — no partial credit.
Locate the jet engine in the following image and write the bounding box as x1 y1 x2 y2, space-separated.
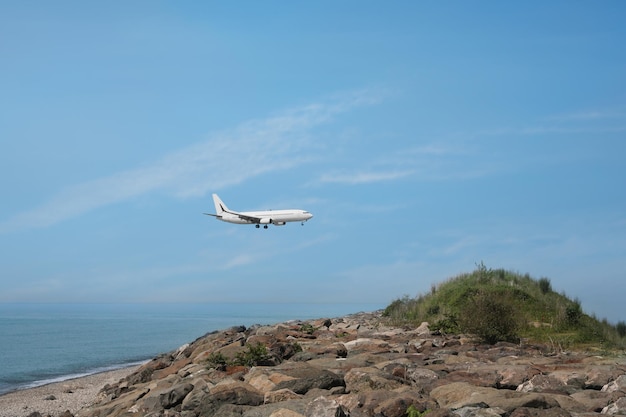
273 221 286 226
260 218 272 224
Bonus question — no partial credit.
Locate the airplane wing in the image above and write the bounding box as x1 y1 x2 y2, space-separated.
236 213 263 223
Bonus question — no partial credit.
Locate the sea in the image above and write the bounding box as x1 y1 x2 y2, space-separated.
0 302 383 396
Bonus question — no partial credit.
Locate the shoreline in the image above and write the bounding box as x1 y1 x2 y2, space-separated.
0 364 141 417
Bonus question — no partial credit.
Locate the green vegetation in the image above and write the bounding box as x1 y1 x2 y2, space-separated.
233 342 271 367
406 405 430 417
205 351 229 369
300 323 317 334
205 342 272 369
383 263 625 350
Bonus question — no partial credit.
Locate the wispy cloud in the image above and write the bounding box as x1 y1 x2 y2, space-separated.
546 109 626 122
221 254 257 270
217 233 335 270
313 141 490 186
479 125 626 136
0 90 381 233
478 107 626 137
318 170 415 185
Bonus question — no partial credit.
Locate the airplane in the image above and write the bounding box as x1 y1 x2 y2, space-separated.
204 194 313 228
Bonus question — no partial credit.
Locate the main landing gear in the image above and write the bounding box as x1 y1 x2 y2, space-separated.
255 224 269 229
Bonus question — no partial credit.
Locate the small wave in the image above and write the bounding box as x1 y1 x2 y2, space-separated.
1 360 148 395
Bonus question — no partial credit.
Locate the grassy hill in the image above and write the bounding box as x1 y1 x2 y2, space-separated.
383 264 626 351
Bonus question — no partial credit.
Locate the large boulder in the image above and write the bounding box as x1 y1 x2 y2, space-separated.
602 396 626 415
431 382 560 412
602 375 626 393
272 363 344 394
159 382 194 409
517 374 576 394
183 379 263 417
305 396 347 417
343 338 390 354
343 367 403 393
264 388 302 404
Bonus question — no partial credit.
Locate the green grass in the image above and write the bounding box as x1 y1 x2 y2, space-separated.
383 263 626 350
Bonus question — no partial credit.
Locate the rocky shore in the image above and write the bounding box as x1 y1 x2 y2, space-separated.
12 311 626 417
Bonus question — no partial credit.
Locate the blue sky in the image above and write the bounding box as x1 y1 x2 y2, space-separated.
1 2 625 323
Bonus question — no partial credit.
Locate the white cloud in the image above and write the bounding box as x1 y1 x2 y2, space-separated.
312 141 491 186
221 254 257 270
0 90 380 233
546 109 626 121
318 170 415 185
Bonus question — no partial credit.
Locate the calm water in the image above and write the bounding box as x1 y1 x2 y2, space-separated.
0 302 383 395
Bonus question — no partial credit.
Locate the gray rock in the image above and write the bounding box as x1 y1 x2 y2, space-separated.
517 374 573 394
305 396 347 417
160 382 194 409
602 396 626 415
416 322 431 336
570 389 613 412
602 375 626 393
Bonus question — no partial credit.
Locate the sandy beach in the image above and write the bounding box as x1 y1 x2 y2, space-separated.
0 366 140 417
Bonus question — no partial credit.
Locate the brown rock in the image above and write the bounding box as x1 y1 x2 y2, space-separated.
272 363 344 394
152 358 192 380
344 367 403 393
268 409 306 417
570 389 613 412
431 381 561 411
509 407 572 417
264 388 303 404
209 379 264 406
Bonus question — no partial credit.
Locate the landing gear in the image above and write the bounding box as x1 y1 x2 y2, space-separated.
264 225 268 229
255 224 260 228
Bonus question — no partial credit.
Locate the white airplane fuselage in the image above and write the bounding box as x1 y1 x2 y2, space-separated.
219 209 312 225
205 194 313 228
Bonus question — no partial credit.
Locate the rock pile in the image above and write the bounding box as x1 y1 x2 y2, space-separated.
74 311 626 417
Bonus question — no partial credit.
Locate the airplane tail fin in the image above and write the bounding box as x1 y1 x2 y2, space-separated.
212 194 229 215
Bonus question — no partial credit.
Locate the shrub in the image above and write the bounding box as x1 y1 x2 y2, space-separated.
538 277 552 294
616 321 626 338
300 323 316 334
433 315 459 334
205 352 228 370
565 299 583 326
459 289 520 344
407 405 430 417
233 342 271 367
